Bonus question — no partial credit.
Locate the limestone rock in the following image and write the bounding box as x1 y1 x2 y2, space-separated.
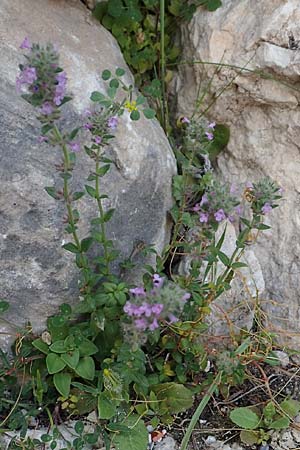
0 0 176 348
175 0 300 349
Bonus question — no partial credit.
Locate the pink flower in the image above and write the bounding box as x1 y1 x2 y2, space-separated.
153 274 164 288
208 121 216 129
261 203 272 214
205 131 214 141
199 212 209 223
94 136 102 145
20 37 31 50
151 304 164 316
181 117 190 124
200 194 208 207
149 318 159 331
129 287 146 296
108 116 118 130
69 141 80 152
192 203 201 212
40 102 53 115
135 318 147 330
214 209 226 222
181 293 191 302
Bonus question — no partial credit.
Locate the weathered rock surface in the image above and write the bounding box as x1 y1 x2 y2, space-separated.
0 0 176 348
176 0 300 348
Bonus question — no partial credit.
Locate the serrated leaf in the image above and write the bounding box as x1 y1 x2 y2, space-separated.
53 372 71 397
113 415 148 450
46 353 66 374
229 407 260 430
75 356 95 381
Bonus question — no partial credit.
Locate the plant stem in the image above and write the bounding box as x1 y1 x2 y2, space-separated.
180 371 223 450
160 0 168 133
95 148 110 275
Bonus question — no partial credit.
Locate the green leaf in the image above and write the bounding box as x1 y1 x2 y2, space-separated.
102 69 112 80
75 357 95 381
231 262 248 269
81 237 93 252
53 372 71 398
130 110 140 121
206 0 222 12
78 339 98 356
116 67 125 77
217 250 230 266
96 164 110 177
90 91 105 102
85 185 97 198
32 338 49 355
240 430 260 445
113 415 148 450
280 398 300 418
107 87 117 99
0 300 9 314
107 0 123 18
109 78 119 89
151 383 194 414
75 421 84 434
103 208 115 222
270 416 290 429
50 340 67 353
136 95 145 106
256 223 271 230
73 191 85 201
45 186 59 200
46 353 66 374
98 392 117 419
229 407 260 430
143 108 156 119
61 349 80 369
62 242 79 253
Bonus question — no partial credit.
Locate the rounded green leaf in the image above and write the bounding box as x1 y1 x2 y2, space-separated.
98 392 117 419
109 78 119 89
113 415 148 450
130 110 140 121
61 349 80 369
143 108 156 119
102 69 111 80
230 407 260 430
46 353 66 374
115 68 125 77
75 421 84 435
53 372 71 398
50 340 67 354
90 91 105 102
240 430 260 445
270 416 290 429
75 356 95 381
78 339 98 356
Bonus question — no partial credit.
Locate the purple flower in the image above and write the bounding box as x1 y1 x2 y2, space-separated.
168 313 178 324
181 293 191 302
16 67 37 91
261 203 272 214
230 183 237 194
54 71 67 106
69 141 80 153
135 318 147 330
199 212 209 223
84 123 93 130
153 274 164 289
208 121 216 129
37 136 48 143
181 117 190 124
200 194 208 207
214 209 226 222
246 181 253 189
20 37 31 50
151 303 164 316
83 109 92 117
205 131 214 141
124 301 134 316
149 318 159 331
130 287 146 296
192 203 201 212
108 116 118 130
40 102 53 115
94 136 102 145
235 205 242 216
140 302 153 317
